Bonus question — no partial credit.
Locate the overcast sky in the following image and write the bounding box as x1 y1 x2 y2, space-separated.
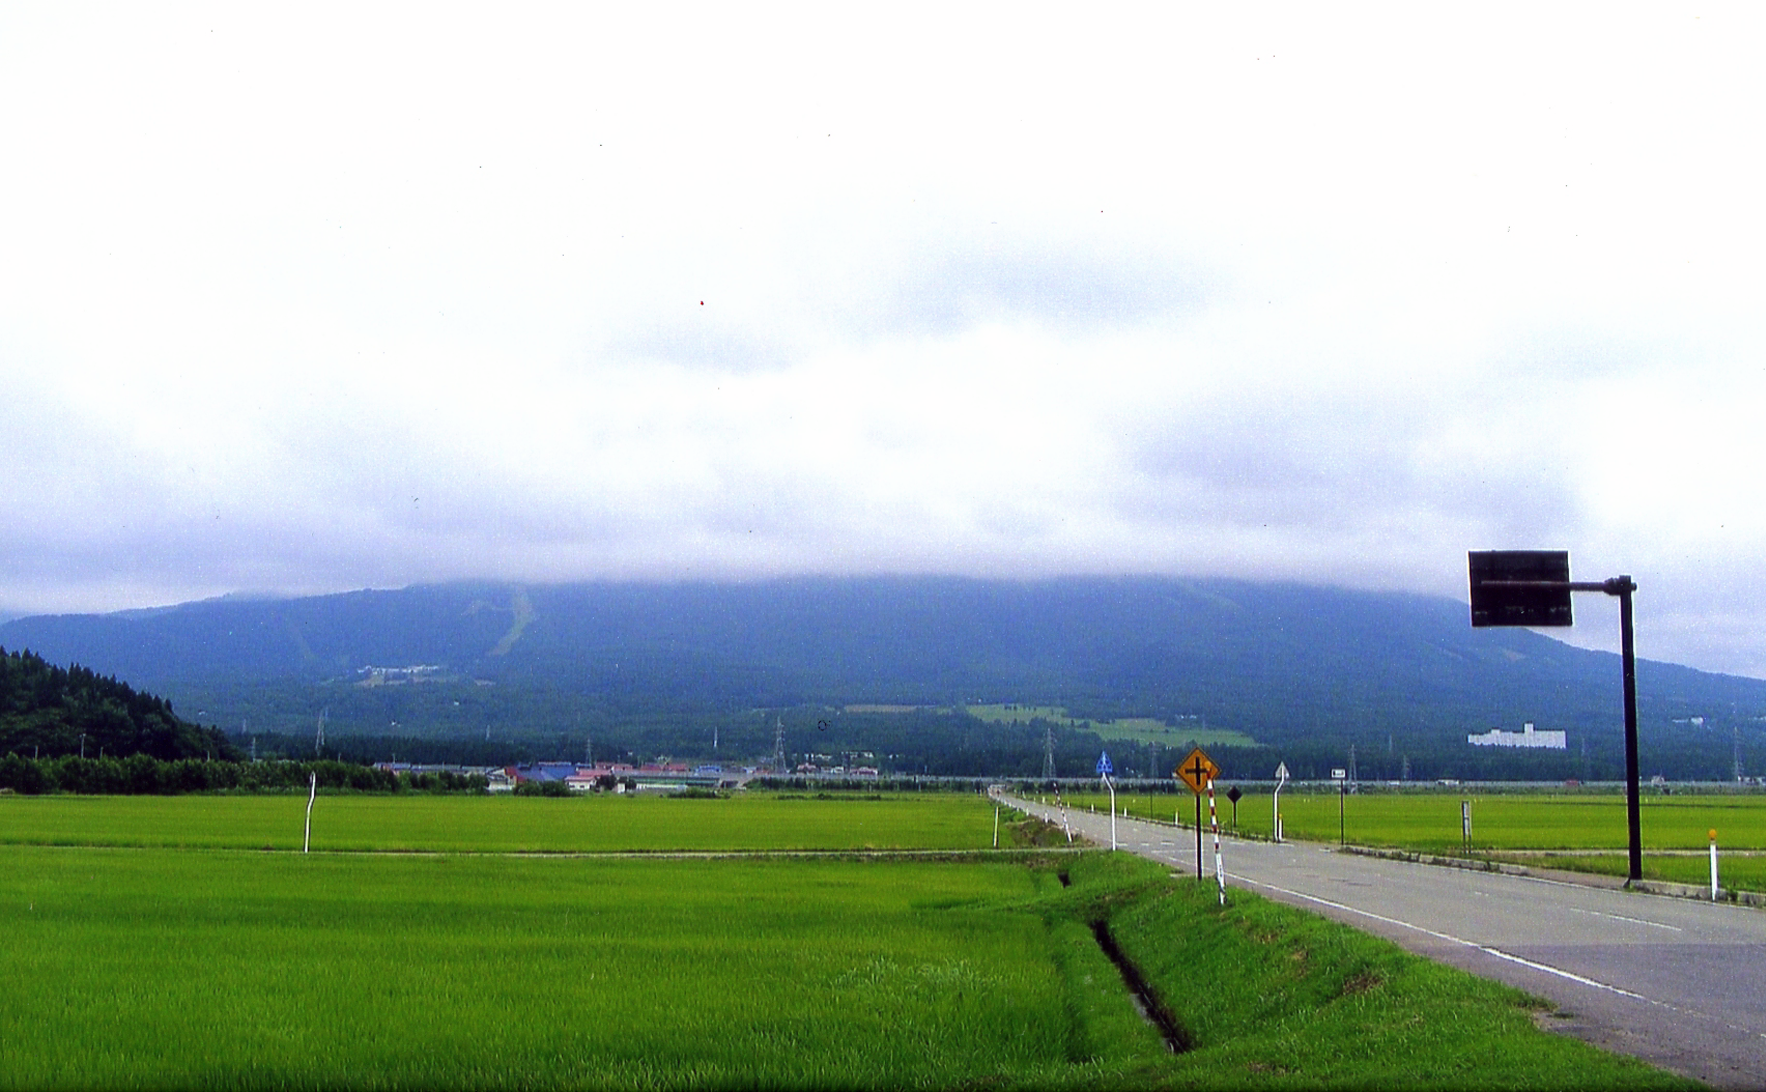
4 6 1765 677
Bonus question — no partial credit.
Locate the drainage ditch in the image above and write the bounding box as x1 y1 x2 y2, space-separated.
1056 870 1192 1053
1090 920 1193 1052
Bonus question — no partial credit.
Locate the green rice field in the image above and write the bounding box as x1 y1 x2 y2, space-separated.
1056 785 1766 890
0 848 1112 1089
0 834 1691 1089
0 791 992 853
0 792 1707 1087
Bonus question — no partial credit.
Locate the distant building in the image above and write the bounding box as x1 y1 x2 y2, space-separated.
1468 722 1566 750
511 762 580 783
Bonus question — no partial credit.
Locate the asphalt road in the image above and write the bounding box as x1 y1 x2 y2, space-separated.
1000 792 1766 1089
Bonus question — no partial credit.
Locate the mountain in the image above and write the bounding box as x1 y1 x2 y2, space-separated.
4 576 1763 778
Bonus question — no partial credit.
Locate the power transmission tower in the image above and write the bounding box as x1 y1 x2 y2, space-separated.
1042 723 1056 782
773 717 786 772
315 708 327 756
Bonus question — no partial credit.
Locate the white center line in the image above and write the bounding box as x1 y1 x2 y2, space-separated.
1229 873 1650 1000
1564 906 1683 932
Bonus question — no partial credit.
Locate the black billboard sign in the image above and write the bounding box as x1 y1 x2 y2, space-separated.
1468 550 1573 627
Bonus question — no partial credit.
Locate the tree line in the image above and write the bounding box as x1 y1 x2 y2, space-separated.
0 753 487 796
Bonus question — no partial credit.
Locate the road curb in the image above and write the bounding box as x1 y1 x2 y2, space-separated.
1342 844 1766 908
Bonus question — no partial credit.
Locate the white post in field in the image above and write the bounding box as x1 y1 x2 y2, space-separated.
1710 829 1719 901
304 772 317 854
1272 762 1290 843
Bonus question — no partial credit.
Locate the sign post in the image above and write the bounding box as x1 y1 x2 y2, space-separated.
1469 551 1643 882
1176 747 1220 879
1273 762 1289 843
1097 752 1117 851
1332 769 1347 846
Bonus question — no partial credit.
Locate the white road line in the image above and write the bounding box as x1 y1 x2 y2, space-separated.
1563 906 1683 932
1229 872 1650 1001
1000 798 1766 1047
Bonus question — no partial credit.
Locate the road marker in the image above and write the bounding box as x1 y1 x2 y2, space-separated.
1098 752 1117 851
1208 777 1224 905
1711 829 1719 901
1273 762 1289 842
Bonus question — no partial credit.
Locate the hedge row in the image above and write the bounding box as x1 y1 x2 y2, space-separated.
0 753 486 795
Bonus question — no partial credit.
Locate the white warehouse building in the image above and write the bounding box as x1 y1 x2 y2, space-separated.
1468 722 1567 749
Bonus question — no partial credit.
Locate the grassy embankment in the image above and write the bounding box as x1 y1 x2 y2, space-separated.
1061 786 1766 892
0 794 1698 1088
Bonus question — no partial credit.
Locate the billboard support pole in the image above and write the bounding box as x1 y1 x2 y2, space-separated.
1470 556 1643 884
1616 575 1641 882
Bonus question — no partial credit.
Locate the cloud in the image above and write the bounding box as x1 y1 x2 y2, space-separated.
4 5 1766 680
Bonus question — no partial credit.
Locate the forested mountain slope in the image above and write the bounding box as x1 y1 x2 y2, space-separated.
0 647 240 760
4 577 1762 777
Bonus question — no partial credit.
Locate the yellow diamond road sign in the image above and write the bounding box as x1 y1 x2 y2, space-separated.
1175 747 1220 795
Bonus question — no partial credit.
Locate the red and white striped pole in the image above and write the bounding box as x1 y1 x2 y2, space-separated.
1207 778 1225 905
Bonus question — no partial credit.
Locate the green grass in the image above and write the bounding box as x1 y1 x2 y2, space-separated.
1254 791 1766 853
1483 850 1766 891
1057 784 1766 893
1091 854 1697 1089
0 791 993 852
1062 788 1766 851
1097 719 1259 748
0 849 1126 1089
1061 788 1260 831
963 704 1257 747
0 840 1692 1090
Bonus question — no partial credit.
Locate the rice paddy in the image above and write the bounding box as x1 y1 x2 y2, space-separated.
0 791 992 853
1059 784 1766 890
0 791 1703 1088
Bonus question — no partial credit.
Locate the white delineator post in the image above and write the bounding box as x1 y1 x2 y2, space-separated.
304 772 317 853
1272 762 1289 844
1104 772 1117 851
1208 778 1224 905
1710 828 1720 901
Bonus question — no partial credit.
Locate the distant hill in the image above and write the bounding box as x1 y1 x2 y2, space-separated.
0 647 241 761
4 577 1764 778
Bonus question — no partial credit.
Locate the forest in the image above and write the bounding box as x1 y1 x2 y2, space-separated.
0 647 239 762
